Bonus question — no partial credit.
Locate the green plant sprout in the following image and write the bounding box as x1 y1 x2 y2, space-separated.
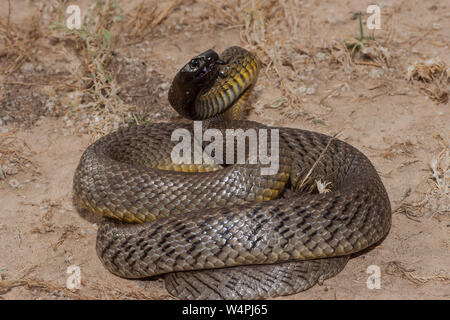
346 13 374 52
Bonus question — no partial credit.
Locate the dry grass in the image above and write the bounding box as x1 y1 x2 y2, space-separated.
294 133 338 193
0 0 409 132
0 131 39 181
27 199 59 234
407 58 449 103
0 0 42 75
425 136 449 217
201 1 398 121
386 261 450 286
394 135 449 219
0 266 172 300
48 0 128 138
124 0 179 44
41 0 183 139
0 0 444 130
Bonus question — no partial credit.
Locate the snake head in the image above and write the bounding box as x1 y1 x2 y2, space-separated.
169 49 223 119
180 49 223 84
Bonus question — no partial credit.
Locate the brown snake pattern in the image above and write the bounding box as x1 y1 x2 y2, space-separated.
73 47 391 299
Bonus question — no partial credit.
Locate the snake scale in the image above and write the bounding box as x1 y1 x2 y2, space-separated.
73 46 391 299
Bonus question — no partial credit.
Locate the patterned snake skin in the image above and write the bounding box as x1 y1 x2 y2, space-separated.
73 47 391 299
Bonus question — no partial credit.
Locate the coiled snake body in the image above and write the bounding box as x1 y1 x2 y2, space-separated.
73 47 391 299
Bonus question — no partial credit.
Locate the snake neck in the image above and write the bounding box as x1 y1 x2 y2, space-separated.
168 72 212 120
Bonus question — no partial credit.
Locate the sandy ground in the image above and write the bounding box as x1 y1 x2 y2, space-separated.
0 0 449 300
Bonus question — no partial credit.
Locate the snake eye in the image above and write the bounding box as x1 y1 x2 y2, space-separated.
190 58 200 69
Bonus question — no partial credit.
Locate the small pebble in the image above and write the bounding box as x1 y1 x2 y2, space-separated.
22 62 34 72
297 86 307 94
432 23 440 30
369 68 384 79
327 16 339 24
8 178 21 189
159 82 169 90
306 87 316 95
332 90 340 97
316 52 327 61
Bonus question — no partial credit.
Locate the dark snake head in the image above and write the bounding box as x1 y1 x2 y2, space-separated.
169 49 223 119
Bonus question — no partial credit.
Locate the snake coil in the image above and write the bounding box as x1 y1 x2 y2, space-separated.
73 46 391 299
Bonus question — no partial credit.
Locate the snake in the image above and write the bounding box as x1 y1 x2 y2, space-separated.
73 46 391 299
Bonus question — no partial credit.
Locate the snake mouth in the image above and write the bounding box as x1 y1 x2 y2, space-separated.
195 61 216 80
191 51 223 83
